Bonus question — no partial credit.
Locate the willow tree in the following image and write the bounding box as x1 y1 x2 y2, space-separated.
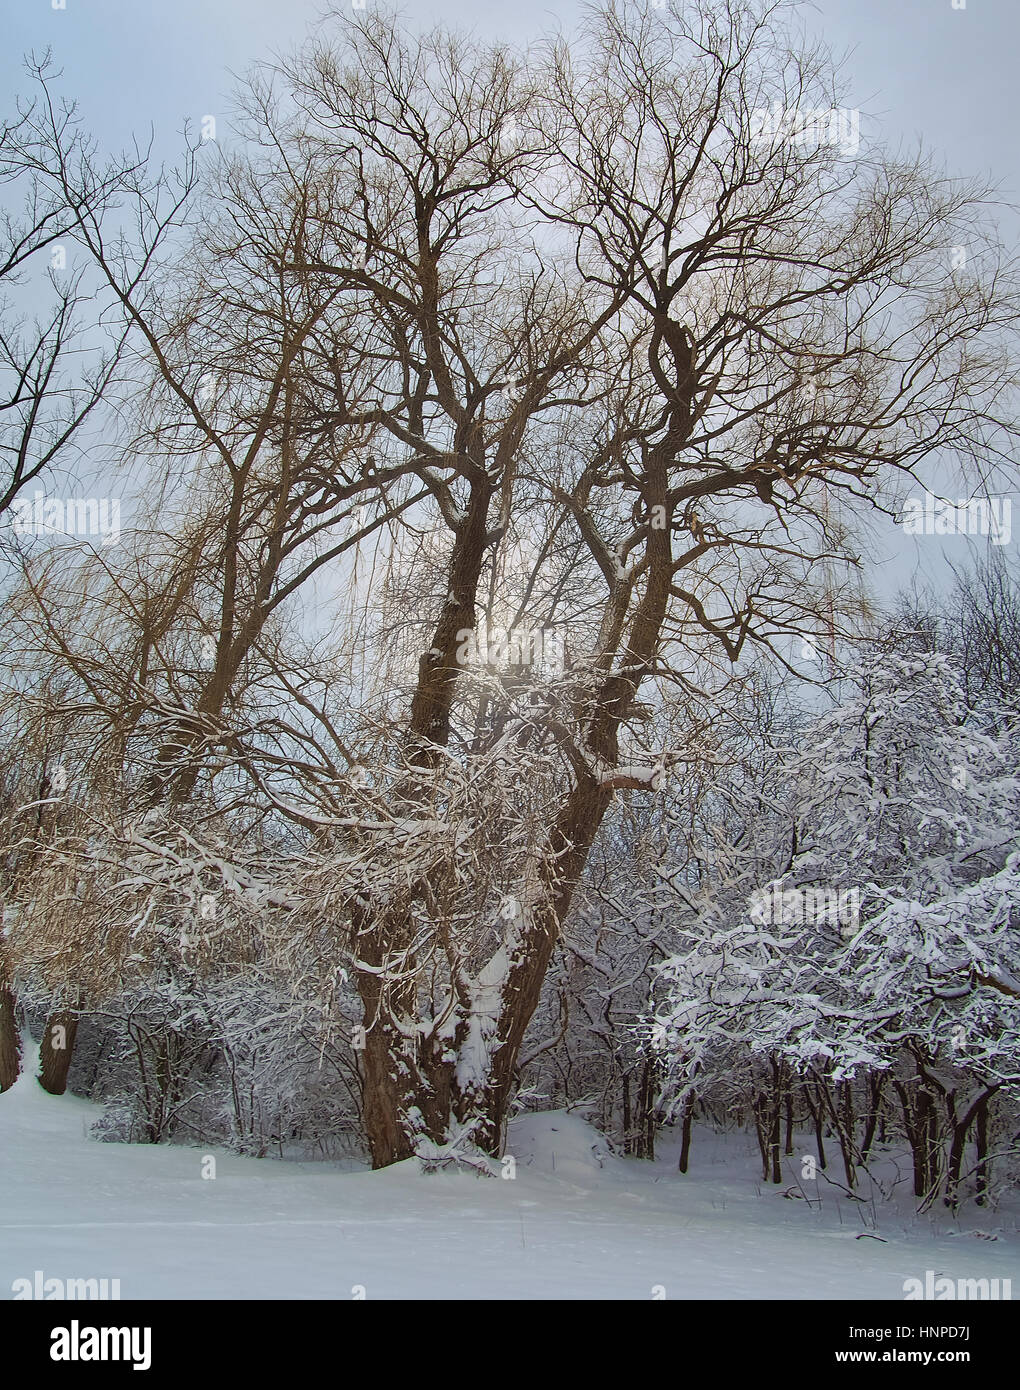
253 1 1017 1165
5 1 1017 1160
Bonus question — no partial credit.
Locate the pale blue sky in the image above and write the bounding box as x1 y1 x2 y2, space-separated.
2 0 1016 595
1 0 1016 193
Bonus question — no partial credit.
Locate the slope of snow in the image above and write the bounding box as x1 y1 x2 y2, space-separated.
1 1046 1017 1300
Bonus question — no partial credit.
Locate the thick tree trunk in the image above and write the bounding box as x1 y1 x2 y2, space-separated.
944 1091 964 1211
38 1010 79 1096
0 970 21 1092
946 1086 998 1210
352 368 681 1165
354 780 613 1166
353 903 431 1168
360 1032 416 1168
477 780 613 1153
896 1081 929 1200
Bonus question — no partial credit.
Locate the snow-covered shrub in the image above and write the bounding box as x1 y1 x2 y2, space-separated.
6 809 365 1156
647 648 1020 1205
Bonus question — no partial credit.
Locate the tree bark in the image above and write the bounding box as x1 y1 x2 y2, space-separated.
896 1080 931 1200
769 1058 783 1183
622 1072 633 1155
838 1080 856 1190
803 1083 827 1170
0 968 20 1092
38 1010 79 1096
678 1094 694 1174
975 1096 991 1206
860 1073 884 1161
784 1081 795 1157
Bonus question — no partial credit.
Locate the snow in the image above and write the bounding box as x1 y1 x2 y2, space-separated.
455 915 525 1097
3 1042 1018 1300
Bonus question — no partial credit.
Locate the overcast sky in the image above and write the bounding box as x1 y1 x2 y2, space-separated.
3 1 1015 185
3 0 1016 599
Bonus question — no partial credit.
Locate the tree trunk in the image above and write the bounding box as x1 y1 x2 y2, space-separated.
803 1084 827 1170
354 906 431 1168
622 1072 633 1155
642 1061 658 1162
896 1081 930 1200
751 1082 770 1181
0 969 21 1092
784 1082 795 1156
944 1091 964 1211
946 1086 998 1209
38 1010 79 1096
860 1073 884 1161
638 1060 657 1160
975 1097 990 1206
478 781 614 1154
838 1080 856 1189
768 1058 783 1183
920 1088 940 1204
352 348 678 1164
678 1093 694 1174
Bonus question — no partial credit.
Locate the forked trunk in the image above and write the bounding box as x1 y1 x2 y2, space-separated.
355 780 612 1168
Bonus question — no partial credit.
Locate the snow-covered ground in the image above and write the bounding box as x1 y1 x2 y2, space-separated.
2 1042 1017 1300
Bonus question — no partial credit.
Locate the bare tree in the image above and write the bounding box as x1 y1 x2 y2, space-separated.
3 3 1018 1162
247 3 1017 1164
0 62 135 526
